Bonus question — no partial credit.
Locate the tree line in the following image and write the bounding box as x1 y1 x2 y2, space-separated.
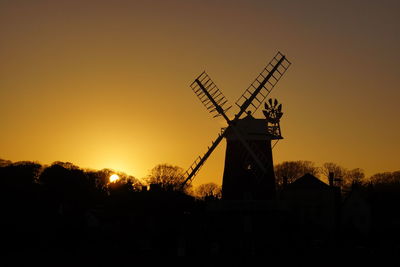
0 158 399 263
274 160 399 190
1 158 398 200
0 159 222 200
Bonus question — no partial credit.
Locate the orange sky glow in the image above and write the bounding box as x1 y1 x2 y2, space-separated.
1 0 399 186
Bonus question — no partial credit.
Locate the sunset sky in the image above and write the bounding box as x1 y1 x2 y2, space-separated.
1 0 399 186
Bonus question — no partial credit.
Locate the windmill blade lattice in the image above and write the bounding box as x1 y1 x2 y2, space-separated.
190 71 232 118
235 52 291 118
181 129 228 187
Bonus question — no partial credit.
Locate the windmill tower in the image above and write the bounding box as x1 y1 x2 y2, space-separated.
181 52 291 201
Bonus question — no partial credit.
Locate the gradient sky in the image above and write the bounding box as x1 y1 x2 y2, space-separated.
1 0 399 185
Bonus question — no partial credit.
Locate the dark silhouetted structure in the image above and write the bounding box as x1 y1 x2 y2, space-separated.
282 173 341 235
222 110 280 200
2 159 400 264
181 52 291 201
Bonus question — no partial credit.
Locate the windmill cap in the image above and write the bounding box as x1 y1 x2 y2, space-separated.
226 117 270 141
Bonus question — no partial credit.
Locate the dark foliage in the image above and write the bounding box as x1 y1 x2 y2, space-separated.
0 158 399 265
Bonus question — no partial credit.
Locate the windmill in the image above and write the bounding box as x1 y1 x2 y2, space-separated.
181 52 291 200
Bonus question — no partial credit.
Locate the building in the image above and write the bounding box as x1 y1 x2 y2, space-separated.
281 173 341 242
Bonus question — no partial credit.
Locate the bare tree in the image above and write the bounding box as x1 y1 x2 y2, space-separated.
274 160 319 186
321 162 347 183
369 171 400 185
0 159 12 167
321 163 367 189
145 163 188 191
195 183 222 199
345 168 365 185
103 169 143 194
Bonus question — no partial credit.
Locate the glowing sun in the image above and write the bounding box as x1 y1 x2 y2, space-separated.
109 174 120 183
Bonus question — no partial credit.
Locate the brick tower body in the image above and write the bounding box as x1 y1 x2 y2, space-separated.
222 113 279 201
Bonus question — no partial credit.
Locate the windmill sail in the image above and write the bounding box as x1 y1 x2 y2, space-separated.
190 71 231 119
235 52 291 119
181 129 228 187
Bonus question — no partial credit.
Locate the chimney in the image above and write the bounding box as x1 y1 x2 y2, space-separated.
328 172 334 187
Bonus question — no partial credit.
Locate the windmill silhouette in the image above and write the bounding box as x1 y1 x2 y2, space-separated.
181 52 291 200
